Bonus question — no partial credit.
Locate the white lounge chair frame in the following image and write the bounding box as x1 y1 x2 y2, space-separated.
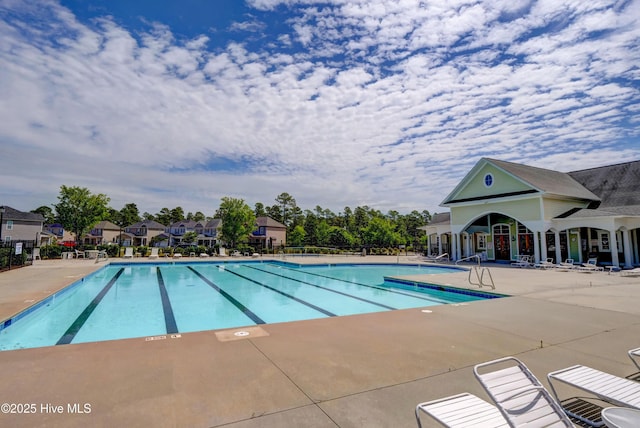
123 247 134 258
148 247 159 259
577 258 604 273
510 255 533 268
415 392 508 428
548 365 640 411
474 356 573 427
620 268 640 277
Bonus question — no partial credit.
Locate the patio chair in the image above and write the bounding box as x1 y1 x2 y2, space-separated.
415 392 508 428
577 258 604 273
535 258 556 269
629 347 640 381
620 268 640 277
556 259 576 271
148 247 159 259
510 255 533 268
548 365 640 420
74 249 85 259
123 247 134 258
474 356 573 427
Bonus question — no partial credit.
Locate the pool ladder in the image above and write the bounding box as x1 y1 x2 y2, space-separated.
456 255 496 290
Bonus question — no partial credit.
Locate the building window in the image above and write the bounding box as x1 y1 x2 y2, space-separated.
484 173 494 187
476 234 487 250
6 220 13 230
598 231 610 252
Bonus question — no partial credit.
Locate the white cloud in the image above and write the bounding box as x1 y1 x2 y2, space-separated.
0 0 638 216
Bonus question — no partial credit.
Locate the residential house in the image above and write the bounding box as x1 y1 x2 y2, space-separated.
124 220 167 247
249 216 287 250
422 158 640 267
166 219 221 247
83 220 121 246
0 206 44 244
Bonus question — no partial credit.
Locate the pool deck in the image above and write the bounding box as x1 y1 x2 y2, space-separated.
0 256 639 427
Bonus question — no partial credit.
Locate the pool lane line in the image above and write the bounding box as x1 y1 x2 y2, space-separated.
187 266 265 325
156 268 178 334
261 264 451 304
219 267 337 317
56 267 125 345
244 265 397 310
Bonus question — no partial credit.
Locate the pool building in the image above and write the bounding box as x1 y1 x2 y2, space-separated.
422 158 640 268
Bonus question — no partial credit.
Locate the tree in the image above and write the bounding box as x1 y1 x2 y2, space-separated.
54 185 110 245
217 197 256 249
155 208 172 226
182 231 198 245
254 202 267 217
192 211 206 222
119 203 141 227
275 192 296 228
31 206 55 224
361 217 402 247
288 225 306 247
170 207 185 224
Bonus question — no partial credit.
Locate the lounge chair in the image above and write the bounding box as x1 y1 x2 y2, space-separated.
535 258 556 269
556 259 576 271
629 347 640 381
548 365 640 421
74 249 85 259
474 356 573 427
620 268 640 277
148 248 159 259
123 247 134 258
577 258 604 273
510 255 533 268
415 392 509 428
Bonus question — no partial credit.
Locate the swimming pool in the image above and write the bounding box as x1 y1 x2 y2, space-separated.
0 261 502 351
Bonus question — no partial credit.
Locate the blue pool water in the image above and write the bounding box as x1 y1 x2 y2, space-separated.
0 261 502 351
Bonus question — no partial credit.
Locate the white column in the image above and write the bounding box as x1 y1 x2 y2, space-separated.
465 233 471 257
622 229 633 268
532 231 540 263
438 234 443 255
540 231 547 262
609 229 619 267
451 233 458 261
554 230 562 264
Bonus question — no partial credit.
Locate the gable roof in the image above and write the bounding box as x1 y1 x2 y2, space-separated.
91 220 120 230
568 160 640 208
126 219 167 230
256 216 286 228
441 158 600 205
0 206 44 222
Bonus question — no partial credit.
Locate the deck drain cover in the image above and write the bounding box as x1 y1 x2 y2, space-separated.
234 331 250 337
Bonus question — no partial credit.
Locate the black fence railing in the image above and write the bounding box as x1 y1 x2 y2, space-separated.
0 240 36 272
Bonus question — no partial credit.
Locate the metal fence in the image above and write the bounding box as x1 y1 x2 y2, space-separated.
0 240 36 272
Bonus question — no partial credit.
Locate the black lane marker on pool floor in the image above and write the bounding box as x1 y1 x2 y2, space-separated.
156 267 178 334
221 267 337 317
245 265 397 310
187 266 265 324
273 264 451 304
56 268 125 345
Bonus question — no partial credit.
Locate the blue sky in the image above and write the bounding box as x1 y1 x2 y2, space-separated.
1 0 639 217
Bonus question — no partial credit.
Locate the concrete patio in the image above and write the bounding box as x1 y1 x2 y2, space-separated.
0 256 638 427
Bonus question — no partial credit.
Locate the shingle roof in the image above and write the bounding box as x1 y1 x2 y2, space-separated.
127 219 167 229
256 216 286 228
0 206 44 222
487 159 600 201
568 160 640 208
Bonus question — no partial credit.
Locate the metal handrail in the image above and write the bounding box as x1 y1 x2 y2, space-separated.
456 254 481 266
468 266 495 289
